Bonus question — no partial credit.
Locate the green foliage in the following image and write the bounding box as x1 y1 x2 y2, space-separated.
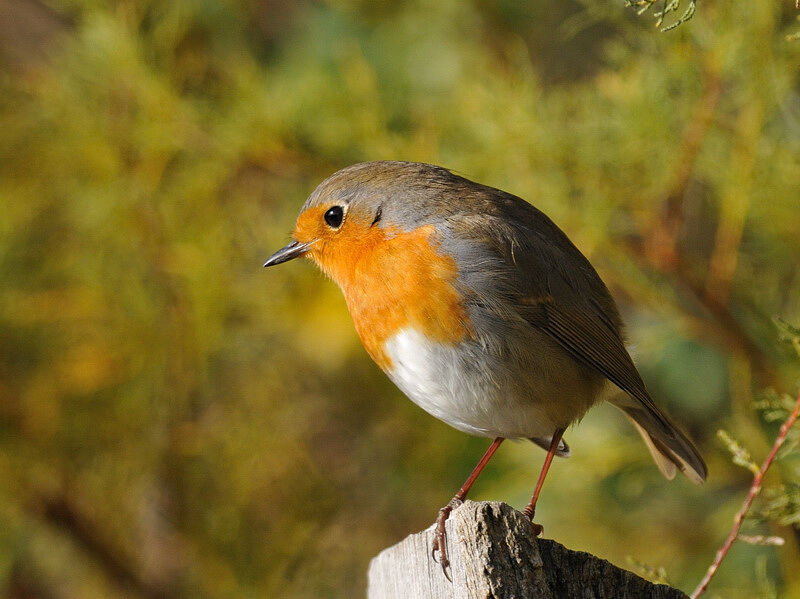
711 326 800 594
1 0 799 597
750 325 800 533
626 556 672 586
775 317 800 360
718 429 760 476
757 485 800 528
626 0 697 32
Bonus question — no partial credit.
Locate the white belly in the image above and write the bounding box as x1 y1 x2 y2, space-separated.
383 327 563 439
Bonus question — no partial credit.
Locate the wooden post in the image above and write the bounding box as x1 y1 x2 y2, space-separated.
367 501 688 599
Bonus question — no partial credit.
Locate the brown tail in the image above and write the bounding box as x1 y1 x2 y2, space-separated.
612 395 707 484
530 435 570 457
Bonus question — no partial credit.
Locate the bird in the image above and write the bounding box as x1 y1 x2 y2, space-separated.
264 160 706 575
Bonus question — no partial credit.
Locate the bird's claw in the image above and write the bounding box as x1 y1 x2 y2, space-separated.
523 505 544 536
431 497 463 580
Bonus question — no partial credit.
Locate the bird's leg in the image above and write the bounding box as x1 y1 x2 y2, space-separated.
432 437 504 578
522 427 566 535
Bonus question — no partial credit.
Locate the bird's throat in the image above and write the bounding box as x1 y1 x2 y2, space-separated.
313 223 473 370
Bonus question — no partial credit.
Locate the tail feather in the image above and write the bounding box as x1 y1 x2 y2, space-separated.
626 415 677 480
614 397 707 485
530 435 571 457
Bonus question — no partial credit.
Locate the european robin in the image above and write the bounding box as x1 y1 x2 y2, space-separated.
265 161 706 574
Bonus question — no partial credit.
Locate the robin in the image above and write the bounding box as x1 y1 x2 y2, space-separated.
264 161 706 575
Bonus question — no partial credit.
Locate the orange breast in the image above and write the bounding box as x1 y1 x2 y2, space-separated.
303 218 472 370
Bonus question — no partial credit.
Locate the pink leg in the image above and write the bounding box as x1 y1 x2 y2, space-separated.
432 437 504 577
522 428 565 534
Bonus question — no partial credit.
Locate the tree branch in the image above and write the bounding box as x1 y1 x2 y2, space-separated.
691 388 800 598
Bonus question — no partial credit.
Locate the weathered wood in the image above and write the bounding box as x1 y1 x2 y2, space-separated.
367 500 687 599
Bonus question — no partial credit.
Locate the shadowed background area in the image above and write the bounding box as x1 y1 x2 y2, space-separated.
1 0 799 597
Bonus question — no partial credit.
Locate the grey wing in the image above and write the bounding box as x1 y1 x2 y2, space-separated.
455 205 706 483
456 206 670 427
434 177 706 482
522 290 667 427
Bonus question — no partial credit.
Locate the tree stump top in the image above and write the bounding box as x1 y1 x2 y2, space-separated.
367 500 688 599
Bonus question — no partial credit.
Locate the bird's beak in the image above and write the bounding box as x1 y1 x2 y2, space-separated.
263 240 312 267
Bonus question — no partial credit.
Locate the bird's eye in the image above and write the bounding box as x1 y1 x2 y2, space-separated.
324 205 344 229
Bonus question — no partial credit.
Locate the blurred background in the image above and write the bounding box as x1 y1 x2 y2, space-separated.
1 0 800 597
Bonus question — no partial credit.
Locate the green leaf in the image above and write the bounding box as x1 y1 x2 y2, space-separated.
717 430 760 475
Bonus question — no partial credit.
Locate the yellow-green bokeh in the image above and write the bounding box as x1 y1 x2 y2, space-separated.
1 0 799 597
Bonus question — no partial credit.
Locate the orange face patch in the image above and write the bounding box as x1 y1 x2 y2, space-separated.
293 208 472 370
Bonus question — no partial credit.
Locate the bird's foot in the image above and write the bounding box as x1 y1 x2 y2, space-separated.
431 497 463 579
522 505 544 536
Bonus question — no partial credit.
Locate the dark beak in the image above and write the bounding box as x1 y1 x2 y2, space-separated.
263 240 311 267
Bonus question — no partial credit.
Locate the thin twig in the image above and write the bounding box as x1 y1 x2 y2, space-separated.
624 59 780 387
644 57 722 272
691 389 800 598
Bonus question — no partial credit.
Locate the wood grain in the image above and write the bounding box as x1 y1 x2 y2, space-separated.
367 501 688 599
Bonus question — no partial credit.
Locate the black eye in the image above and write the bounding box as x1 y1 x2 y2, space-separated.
324 205 344 228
